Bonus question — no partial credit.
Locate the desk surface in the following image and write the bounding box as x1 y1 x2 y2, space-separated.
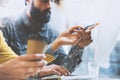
61 75 120 80
100 78 120 80
40 75 120 80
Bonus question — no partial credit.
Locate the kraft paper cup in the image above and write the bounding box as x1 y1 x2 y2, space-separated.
27 39 47 54
27 38 55 63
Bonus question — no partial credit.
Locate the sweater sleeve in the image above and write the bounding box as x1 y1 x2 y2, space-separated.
0 31 18 64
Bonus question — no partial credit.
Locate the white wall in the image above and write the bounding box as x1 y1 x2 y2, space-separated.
0 0 25 17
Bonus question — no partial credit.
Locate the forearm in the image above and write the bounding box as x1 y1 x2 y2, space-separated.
46 38 64 56
51 38 62 52
0 64 8 80
60 45 84 72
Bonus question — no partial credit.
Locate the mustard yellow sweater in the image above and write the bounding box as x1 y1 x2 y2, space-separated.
0 31 18 63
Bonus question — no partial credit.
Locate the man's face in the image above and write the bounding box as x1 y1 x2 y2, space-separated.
29 0 52 23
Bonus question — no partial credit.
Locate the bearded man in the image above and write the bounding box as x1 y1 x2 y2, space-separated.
0 0 92 73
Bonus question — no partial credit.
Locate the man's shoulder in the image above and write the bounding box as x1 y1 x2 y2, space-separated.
0 13 22 28
0 16 16 28
0 16 12 24
0 15 20 35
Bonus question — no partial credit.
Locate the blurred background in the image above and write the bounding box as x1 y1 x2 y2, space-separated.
0 0 120 77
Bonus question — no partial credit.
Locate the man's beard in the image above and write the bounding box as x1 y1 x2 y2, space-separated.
30 2 51 24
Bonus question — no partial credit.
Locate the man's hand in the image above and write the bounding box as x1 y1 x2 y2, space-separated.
0 54 46 80
77 23 99 48
52 26 84 51
57 26 84 45
38 64 70 77
51 23 98 51
77 30 93 48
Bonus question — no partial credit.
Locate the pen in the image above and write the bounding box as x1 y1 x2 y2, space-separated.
73 23 99 46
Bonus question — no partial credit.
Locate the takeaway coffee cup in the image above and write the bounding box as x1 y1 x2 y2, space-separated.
27 34 48 54
27 34 55 63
